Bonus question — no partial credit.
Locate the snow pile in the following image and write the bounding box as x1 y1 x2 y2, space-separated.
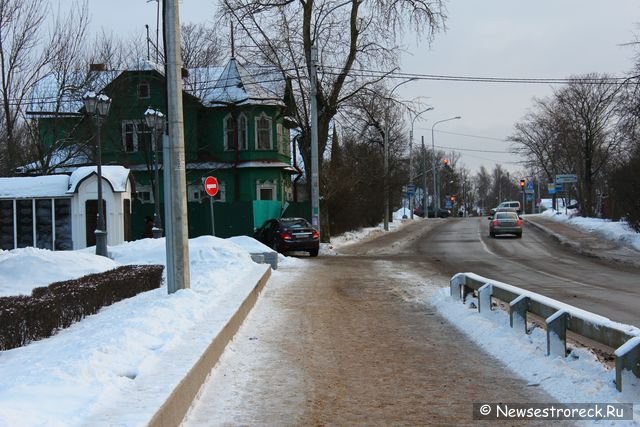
541 209 640 250
0 236 268 427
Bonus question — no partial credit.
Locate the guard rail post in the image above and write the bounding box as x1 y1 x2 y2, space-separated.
509 295 530 334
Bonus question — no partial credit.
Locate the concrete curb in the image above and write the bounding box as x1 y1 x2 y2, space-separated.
524 218 581 251
147 267 272 427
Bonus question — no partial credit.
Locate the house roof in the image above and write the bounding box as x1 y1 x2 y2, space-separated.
202 58 285 107
28 58 286 116
0 175 71 198
68 166 131 193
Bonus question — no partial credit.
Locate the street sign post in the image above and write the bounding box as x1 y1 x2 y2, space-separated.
555 174 577 184
204 176 219 236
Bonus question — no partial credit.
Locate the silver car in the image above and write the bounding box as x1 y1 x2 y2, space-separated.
489 211 523 238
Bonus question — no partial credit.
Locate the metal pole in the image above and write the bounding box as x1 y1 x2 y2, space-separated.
431 116 461 212
95 118 108 257
422 136 427 215
164 0 190 293
310 46 320 234
383 106 389 231
152 129 163 238
409 107 434 220
431 125 437 211
210 196 215 236
409 129 413 219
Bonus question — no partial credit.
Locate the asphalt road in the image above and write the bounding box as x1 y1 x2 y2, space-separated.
420 217 640 327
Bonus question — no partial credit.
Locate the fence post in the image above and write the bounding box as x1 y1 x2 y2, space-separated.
614 336 640 392
478 283 493 314
546 310 569 357
509 295 530 334
450 274 465 300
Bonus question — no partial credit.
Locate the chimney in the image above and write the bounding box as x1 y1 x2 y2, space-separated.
89 63 106 72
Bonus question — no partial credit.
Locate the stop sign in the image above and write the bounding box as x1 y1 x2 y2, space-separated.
204 176 219 197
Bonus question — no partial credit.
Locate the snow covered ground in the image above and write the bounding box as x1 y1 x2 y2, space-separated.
539 208 640 251
0 209 638 425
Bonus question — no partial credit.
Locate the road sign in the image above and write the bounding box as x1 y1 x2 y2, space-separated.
204 176 219 197
407 183 416 195
555 182 563 193
555 174 577 184
547 183 556 195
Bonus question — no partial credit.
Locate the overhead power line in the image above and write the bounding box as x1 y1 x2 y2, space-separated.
321 66 639 85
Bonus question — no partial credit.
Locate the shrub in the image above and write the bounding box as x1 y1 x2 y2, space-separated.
0 265 164 351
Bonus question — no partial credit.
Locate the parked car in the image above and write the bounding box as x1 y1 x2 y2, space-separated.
490 200 521 215
488 211 523 238
414 206 451 218
254 217 320 256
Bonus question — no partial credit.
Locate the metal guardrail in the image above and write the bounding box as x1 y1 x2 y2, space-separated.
450 272 640 392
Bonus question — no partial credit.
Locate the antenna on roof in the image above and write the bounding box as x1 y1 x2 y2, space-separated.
230 23 235 59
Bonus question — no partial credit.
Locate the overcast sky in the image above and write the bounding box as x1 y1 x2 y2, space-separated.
82 0 640 176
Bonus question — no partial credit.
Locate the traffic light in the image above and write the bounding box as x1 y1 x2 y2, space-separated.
450 195 455 203
443 159 449 166
519 179 526 190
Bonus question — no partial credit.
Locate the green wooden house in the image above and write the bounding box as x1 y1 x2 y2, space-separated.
27 58 305 241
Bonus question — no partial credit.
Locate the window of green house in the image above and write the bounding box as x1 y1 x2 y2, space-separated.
238 114 247 150
122 120 152 152
136 185 154 204
255 114 272 150
256 180 277 200
138 83 150 99
225 114 248 151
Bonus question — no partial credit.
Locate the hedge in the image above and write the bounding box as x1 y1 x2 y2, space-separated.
0 264 164 351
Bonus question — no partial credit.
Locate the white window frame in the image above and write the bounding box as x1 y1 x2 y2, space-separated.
136 184 154 204
256 180 277 200
255 113 273 150
122 120 151 153
188 181 226 202
223 113 236 151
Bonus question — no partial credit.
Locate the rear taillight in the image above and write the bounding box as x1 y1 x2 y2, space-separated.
516 219 522 226
312 230 319 239
492 220 499 226
279 232 293 240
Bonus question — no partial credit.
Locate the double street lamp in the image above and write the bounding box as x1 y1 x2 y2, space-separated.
144 107 165 238
83 91 112 257
409 107 434 219
431 116 461 210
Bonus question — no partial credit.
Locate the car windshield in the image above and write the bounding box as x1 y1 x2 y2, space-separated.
496 212 518 220
280 218 310 228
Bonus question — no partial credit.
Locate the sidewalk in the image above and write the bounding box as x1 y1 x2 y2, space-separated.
524 214 640 267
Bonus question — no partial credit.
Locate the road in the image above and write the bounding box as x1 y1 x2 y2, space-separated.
182 219 572 426
421 217 640 327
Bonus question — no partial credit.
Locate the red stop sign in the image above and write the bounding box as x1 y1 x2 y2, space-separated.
204 176 219 197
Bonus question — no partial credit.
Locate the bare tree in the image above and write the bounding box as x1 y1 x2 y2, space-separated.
24 1 92 175
219 0 445 189
0 0 52 174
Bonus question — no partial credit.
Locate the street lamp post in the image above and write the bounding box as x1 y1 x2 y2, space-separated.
409 107 434 219
83 91 112 257
383 78 416 231
431 116 461 211
144 107 165 238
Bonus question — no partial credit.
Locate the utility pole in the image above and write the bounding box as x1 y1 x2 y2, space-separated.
164 0 190 293
310 46 320 234
384 107 389 230
422 136 427 214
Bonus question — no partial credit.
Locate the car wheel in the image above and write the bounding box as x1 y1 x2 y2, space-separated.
517 233 522 238
489 232 495 238
309 248 319 257
271 241 279 252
